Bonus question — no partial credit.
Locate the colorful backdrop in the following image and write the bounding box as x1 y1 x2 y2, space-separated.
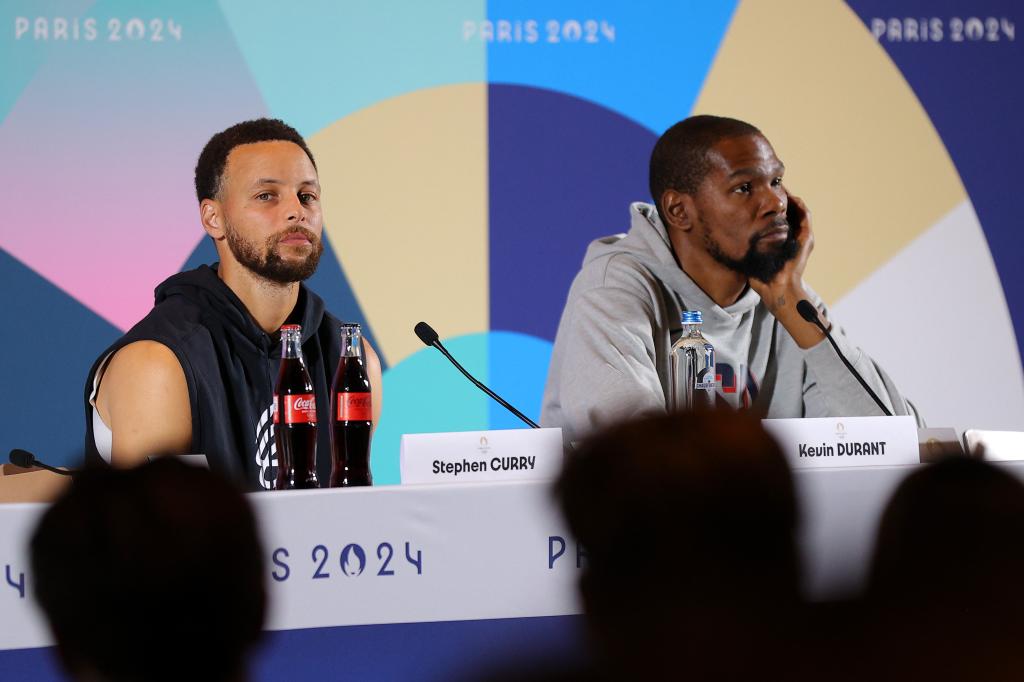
2 0 1021 482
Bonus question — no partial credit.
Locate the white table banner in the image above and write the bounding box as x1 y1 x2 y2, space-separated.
0 480 581 651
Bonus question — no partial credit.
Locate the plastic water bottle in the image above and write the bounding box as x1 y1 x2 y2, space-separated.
670 311 717 410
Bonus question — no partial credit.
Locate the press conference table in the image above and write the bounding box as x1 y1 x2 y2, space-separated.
3 461 1023 681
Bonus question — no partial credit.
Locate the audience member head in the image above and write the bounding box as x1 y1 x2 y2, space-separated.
870 454 1024 606
867 455 1024 679
554 410 800 677
31 457 266 682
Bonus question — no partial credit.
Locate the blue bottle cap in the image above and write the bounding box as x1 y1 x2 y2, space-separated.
681 310 703 324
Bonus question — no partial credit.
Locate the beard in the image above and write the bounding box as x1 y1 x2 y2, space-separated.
224 221 324 284
703 218 799 283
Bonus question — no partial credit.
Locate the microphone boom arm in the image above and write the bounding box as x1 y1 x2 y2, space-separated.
432 341 541 429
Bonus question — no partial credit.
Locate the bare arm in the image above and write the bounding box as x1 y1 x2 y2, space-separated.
363 339 384 431
94 341 192 467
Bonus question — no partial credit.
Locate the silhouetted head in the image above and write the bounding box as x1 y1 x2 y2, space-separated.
554 410 800 676
870 455 1024 605
866 455 1024 679
31 457 266 682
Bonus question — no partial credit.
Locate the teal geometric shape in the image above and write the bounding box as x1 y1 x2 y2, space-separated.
487 331 552 431
371 331 555 485
371 333 491 485
0 0 92 123
218 0 487 137
486 0 739 134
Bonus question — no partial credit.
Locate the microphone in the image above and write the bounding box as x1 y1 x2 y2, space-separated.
414 322 540 429
8 449 75 476
796 300 893 417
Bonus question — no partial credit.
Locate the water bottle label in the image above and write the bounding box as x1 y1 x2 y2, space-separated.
337 392 372 421
280 393 317 424
695 367 717 391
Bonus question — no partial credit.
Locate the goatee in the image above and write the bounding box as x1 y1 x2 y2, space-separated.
704 222 799 283
225 223 324 284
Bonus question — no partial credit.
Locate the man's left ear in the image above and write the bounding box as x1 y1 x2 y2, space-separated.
661 189 695 233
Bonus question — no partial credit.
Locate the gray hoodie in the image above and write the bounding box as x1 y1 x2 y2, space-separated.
541 202 917 444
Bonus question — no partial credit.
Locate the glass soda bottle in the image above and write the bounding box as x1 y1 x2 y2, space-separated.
670 310 717 411
330 323 373 487
273 324 320 490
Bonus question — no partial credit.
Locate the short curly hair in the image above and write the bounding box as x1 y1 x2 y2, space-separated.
649 115 761 224
194 118 317 203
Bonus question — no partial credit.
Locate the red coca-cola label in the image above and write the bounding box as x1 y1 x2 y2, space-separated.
337 392 372 422
277 393 317 425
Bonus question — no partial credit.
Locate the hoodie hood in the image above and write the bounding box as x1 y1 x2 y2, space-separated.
582 202 762 321
154 264 326 354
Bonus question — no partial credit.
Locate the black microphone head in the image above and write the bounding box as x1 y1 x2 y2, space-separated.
796 300 819 324
9 448 35 468
414 321 439 347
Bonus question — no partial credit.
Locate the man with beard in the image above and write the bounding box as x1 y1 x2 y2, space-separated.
542 115 915 443
84 119 382 490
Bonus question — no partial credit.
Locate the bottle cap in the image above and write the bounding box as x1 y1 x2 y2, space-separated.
681 310 703 324
280 324 302 332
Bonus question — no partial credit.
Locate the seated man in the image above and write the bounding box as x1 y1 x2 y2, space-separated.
84 119 382 489
542 115 915 442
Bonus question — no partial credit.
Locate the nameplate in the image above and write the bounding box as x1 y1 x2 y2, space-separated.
400 428 564 484
762 416 919 469
963 429 1024 461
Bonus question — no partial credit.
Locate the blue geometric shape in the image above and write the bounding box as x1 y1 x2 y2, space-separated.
0 247 121 468
487 331 553 431
179 232 218 272
0 645 64 682
251 615 586 681
0 612 586 681
846 0 1024 368
488 84 657 342
304 234 385 371
486 0 739 134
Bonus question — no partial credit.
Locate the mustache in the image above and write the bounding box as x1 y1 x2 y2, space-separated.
750 217 791 243
270 227 320 245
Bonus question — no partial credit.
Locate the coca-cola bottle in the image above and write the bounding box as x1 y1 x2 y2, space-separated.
330 323 373 487
273 324 319 490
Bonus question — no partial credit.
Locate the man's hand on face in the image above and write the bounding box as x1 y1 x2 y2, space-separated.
747 191 812 310
747 191 827 349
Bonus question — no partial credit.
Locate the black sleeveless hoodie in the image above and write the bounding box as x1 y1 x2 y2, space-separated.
83 265 344 491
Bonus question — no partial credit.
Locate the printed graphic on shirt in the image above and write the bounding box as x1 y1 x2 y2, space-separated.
716 362 760 409
254 402 278 490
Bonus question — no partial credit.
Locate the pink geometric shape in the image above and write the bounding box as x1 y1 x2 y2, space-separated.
0 14 267 331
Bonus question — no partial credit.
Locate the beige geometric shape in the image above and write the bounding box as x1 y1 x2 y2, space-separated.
693 0 966 303
310 83 489 366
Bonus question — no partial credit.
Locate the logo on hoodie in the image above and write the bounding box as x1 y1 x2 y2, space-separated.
255 402 278 490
